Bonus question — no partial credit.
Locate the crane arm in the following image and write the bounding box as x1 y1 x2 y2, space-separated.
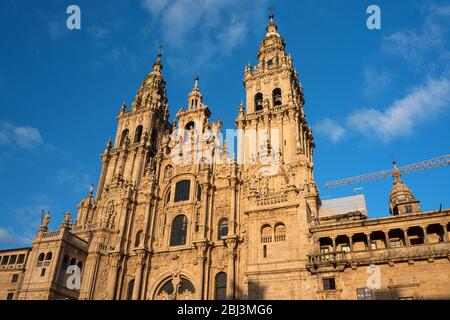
324 154 450 189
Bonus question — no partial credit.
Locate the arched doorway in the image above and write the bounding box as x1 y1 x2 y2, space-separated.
154 276 196 300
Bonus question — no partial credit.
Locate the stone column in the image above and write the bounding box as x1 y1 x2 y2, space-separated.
111 153 120 177
228 177 237 235
384 232 390 249
403 229 410 246
421 227 428 245
133 146 146 186
441 224 448 242
106 253 122 300
127 149 137 182
132 250 146 300
115 200 130 250
366 233 372 251
198 182 210 238
225 237 239 300
194 241 208 300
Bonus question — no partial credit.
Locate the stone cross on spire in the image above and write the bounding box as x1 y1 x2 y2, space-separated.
193 74 200 90
269 6 275 22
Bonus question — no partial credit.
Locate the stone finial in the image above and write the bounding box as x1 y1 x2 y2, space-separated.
120 101 126 113
88 184 94 197
60 210 72 229
104 138 112 153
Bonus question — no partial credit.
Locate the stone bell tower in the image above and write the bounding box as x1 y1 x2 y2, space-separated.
76 51 171 300
96 51 170 198
236 13 320 299
236 12 318 212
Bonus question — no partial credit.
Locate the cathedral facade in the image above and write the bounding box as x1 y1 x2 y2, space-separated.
1 16 450 300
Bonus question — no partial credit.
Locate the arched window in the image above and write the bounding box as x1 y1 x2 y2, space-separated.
215 272 227 300
134 125 143 143
185 121 195 131
272 88 282 106
45 252 52 261
155 277 195 300
120 129 129 146
170 215 188 246
218 218 229 240
254 93 263 111
37 253 45 262
165 188 171 206
274 223 286 242
70 258 77 266
261 225 272 243
175 180 191 202
77 261 83 271
135 230 143 247
127 279 135 300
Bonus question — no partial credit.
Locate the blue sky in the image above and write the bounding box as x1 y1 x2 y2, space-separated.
0 0 449 249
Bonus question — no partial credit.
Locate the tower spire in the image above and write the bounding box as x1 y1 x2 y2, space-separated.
187 74 202 110
151 48 163 75
266 6 278 34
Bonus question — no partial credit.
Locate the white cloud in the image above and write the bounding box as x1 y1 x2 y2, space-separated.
0 122 43 150
314 118 346 143
14 127 43 149
52 171 91 193
362 67 392 98
87 26 109 40
142 0 268 73
347 76 450 142
382 5 450 65
0 227 31 247
428 4 450 16
0 228 15 243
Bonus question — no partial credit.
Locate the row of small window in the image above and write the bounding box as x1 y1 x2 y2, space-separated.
0 254 26 266
169 215 229 246
119 126 158 147
165 180 202 205
254 88 282 111
261 223 286 243
322 278 372 300
62 255 83 271
37 252 53 264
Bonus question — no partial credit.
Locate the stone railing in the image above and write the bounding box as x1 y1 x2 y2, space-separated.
274 234 286 242
256 192 288 206
63 232 89 250
307 241 450 269
261 235 273 244
41 230 61 238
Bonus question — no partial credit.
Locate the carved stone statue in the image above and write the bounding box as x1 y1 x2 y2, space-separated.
39 210 51 232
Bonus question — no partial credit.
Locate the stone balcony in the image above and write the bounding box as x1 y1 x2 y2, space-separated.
38 229 89 251
307 241 450 273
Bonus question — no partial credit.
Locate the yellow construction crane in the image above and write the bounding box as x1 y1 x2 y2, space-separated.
324 154 450 189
